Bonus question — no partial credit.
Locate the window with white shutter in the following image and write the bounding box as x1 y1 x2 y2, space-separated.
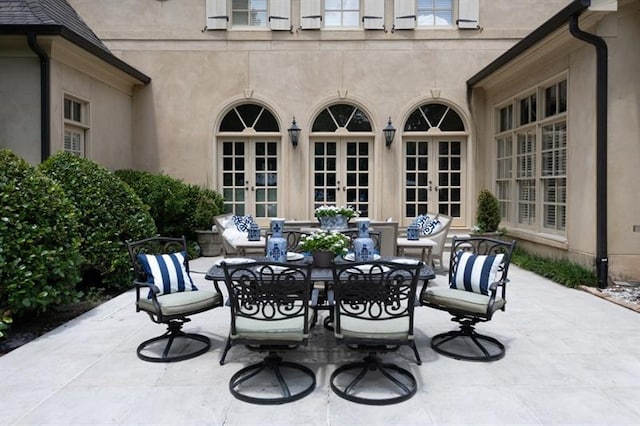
417 0 453 26
269 0 291 30
300 0 322 29
362 0 384 30
394 0 416 30
457 0 479 29
63 97 89 158
206 0 228 30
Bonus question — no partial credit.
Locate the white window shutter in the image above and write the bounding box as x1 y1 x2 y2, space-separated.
269 0 291 31
206 0 228 30
394 0 416 30
300 0 322 29
363 0 384 30
457 0 479 29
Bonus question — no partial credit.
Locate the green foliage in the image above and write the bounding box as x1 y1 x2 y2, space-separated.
115 169 224 240
40 153 156 291
511 248 598 288
0 149 82 321
475 189 501 233
299 231 351 255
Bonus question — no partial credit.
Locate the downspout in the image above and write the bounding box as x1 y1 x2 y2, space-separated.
569 12 608 288
27 33 50 162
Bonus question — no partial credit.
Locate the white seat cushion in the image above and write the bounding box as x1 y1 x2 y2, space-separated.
232 310 314 342
138 290 221 316
423 287 505 315
337 315 410 341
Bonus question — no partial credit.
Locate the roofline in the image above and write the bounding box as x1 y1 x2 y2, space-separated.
466 0 590 88
0 24 151 84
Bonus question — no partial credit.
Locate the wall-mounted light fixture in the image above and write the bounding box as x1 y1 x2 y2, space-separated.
288 117 301 147
383 117 396 148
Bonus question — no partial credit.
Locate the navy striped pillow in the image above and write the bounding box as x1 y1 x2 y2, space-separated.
451 251 504 295
138 251 197 296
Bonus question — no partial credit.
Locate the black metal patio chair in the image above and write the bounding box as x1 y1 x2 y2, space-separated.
420 236 516 361
330 260 423 405
220 260 315 405
127 236 223 362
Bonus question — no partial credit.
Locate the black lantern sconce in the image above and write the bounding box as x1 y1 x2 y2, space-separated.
288 117 301 147
383 117 396 148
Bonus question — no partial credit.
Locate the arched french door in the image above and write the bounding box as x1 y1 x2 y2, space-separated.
402 103 467 227
217 103 281 221
310 104 375 217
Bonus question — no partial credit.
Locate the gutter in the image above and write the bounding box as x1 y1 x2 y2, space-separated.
466 0 610 288
27 32 50 162
569 12 609 289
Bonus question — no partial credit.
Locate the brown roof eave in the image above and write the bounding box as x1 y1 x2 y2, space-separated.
0 24 150 85
466 0 590 90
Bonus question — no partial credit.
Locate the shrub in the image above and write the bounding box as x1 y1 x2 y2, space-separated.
511 248 598 288
115 169 224 240
475 189 501 233
40 153 156 291
0 149 82 321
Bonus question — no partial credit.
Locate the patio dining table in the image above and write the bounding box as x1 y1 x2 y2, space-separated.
204 255 436 317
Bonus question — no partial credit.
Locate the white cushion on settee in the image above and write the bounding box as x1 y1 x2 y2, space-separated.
222 228 245 250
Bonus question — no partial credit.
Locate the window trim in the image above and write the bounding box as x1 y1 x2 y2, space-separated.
63 94 90 157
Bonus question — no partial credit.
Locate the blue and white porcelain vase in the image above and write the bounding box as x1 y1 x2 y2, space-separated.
247 221 261 241
354 218 374 261
407 224 420 241
266 218 287 262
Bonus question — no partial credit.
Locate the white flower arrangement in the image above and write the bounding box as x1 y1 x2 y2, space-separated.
299 231 350 256
314 205 359 219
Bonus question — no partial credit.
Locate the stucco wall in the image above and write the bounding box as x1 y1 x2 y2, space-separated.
0 47 40 165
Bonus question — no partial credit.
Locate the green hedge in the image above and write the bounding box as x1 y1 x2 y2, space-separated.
115 169 224 241
511 248 598 288
40 153 156 291
0 150 83 320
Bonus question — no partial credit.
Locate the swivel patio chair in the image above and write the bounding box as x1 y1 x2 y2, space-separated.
330 260 423 405
127 236 223 362
220 260 315 405
420 236 516 361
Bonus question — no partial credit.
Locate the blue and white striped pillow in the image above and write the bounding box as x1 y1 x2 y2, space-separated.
451 251 504 295
137 251 197 296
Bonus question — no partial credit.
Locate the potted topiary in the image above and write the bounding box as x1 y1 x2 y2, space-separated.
194 194 225 257
472 189 502 237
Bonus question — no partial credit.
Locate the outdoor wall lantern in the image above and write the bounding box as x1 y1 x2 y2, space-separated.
383 117 396 148
288 117 301 147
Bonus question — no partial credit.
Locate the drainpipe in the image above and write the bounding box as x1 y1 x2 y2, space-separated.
569 12 608 288
27 33 50 162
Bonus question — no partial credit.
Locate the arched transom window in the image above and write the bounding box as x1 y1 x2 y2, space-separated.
220 103 279 132
404 103 464 132
312 104 372 132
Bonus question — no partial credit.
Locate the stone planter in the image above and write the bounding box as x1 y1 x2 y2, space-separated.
311 250 336 268
318 215 349 230
196 230 222 257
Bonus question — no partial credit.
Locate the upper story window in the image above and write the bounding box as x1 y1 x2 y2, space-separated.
324 0 360 27
63 96 89 157
232 0 268 27
417 0 453 26
543 80 567 118
519 93 537 126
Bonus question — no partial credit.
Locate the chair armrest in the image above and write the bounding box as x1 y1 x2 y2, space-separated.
133 280 160 295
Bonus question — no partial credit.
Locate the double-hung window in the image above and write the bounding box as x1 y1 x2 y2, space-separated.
206 0 292 30
324 0 360 28
494 78 568 237
63 97 89 157
417 0 453 26
394 0 478 30
232 0 268 27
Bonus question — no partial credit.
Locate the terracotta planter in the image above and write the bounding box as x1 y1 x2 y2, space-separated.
311 250 336 268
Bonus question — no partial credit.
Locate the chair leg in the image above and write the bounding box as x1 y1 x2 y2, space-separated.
219 336 232 365
430 320 505 362
228 352 316 405
330 352 417 405
410 340 422 365
137 320 210 363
